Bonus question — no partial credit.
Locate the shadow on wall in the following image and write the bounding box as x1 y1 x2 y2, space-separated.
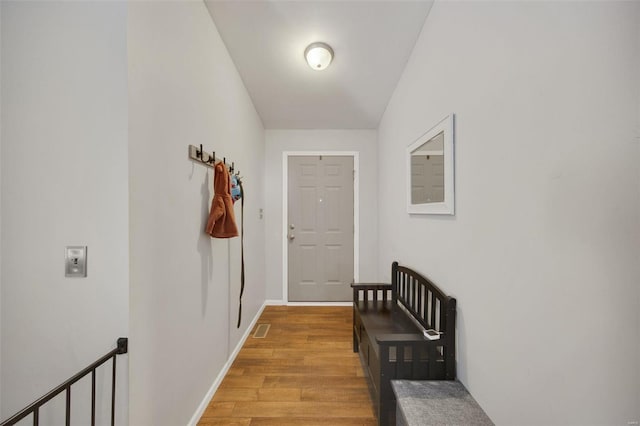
197 171 214 316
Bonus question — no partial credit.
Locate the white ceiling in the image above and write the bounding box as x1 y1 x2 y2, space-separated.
204 0 433 129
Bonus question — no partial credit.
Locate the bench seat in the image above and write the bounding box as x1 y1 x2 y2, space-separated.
355 301 418 335
355 301 440 359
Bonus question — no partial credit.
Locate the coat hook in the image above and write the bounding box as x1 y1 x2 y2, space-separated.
209 151 215 164
198 144 203 160
223 157 226 165
231 162 235 173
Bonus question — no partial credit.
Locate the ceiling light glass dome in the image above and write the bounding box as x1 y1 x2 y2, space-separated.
304 42 334 71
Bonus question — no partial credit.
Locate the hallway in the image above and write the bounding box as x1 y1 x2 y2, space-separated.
2 1 639 424
197 306 376 425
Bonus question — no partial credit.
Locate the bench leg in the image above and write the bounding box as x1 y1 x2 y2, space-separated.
352 305 359 353
378 397 396 426
378 361 396 426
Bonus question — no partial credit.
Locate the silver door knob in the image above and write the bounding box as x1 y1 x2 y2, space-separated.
288 233 295 241
289 224 295 230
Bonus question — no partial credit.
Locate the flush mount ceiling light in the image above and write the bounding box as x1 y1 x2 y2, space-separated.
304 42 334 71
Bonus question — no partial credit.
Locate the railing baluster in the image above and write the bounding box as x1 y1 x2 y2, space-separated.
111 355 117 426
91 369 96 426
65 387 71 426
0 338 127 426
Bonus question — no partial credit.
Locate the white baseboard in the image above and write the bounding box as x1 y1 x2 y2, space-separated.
265 299 351 307
187 301 267 426
284 301 352 307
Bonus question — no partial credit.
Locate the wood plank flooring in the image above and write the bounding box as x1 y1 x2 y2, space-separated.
198 306 376 426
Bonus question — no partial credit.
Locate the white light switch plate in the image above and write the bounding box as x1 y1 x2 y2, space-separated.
65 246 87 277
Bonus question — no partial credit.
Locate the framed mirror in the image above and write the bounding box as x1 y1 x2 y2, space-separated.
406 113 455 215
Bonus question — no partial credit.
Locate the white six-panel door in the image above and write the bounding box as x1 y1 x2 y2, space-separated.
287 156 354 302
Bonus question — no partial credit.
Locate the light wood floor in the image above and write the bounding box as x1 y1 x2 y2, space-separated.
198 306 376 426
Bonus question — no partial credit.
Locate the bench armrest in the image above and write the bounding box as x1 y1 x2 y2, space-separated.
350 282 392 290
351 283 393 303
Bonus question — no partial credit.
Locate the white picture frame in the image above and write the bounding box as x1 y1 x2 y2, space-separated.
406 113 455 215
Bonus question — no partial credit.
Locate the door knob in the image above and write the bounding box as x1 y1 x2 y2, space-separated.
289 224 295 230
288 233 295 241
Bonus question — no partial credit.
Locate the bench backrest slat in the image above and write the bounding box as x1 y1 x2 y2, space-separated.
392 262 455 335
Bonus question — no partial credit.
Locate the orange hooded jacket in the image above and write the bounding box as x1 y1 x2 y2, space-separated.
205 162 239 238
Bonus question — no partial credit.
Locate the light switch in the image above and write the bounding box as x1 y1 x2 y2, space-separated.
65 246 87 277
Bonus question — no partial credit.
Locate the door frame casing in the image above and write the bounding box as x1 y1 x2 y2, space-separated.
282 151 360 304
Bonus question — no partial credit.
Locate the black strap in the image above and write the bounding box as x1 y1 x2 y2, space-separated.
237 177 245 328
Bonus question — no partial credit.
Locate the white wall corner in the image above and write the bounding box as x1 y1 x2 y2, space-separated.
0 2 3 416
636 2 640 416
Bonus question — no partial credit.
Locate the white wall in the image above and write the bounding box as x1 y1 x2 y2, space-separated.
636 7 640 414
1 2 129 424
264 130 378 301
128 2 265 425
0 5 3 416
378 1 640 425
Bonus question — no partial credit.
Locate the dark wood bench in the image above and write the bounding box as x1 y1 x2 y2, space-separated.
351 262 457 426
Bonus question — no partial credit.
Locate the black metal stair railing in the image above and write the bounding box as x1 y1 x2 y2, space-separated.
0 337 128 426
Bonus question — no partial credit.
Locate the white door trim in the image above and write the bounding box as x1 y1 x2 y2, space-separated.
282 151 360 303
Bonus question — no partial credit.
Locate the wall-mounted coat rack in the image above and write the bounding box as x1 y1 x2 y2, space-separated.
188 144 240 175
190 143 246 329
